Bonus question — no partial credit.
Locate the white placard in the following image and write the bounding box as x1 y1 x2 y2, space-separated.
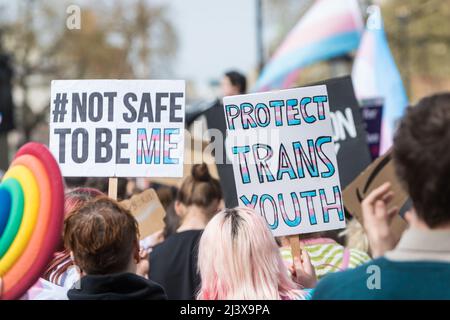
49 80 185 177
223 85 345 236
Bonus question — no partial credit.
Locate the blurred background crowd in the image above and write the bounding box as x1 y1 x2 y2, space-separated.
0 0 449 176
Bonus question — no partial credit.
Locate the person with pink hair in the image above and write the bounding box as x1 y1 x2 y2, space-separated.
197 207 316 300
42 187 105 288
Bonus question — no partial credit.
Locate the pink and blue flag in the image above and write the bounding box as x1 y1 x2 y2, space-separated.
352 6 409 154
253 0 364 91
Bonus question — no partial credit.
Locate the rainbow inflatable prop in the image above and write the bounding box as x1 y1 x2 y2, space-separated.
0 142 64 300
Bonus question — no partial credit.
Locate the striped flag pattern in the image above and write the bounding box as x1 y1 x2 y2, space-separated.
254 0 364 91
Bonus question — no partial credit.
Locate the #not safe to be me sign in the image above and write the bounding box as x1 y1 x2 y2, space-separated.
223 85 345 236
49 80 185 177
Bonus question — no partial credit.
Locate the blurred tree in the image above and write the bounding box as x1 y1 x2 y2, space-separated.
259 0 450 100
382 0 450 99
263 0 312 59
0 0 178 142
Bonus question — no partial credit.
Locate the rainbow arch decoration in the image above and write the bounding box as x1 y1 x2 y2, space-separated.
0 142 65 300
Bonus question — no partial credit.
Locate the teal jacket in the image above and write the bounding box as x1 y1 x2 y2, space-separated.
312 257 450 300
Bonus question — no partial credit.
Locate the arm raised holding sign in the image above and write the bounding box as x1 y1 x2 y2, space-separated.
289 250 317 289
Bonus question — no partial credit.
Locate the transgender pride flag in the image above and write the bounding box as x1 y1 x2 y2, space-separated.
253 0 364 91
352 6 409 154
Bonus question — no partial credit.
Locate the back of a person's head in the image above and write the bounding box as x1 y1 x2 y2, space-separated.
177 164 222 213
63 197 139 275
394 93 450 228
197 207 299 300
155 185 177 210
163 201 180 239
225 70 247 94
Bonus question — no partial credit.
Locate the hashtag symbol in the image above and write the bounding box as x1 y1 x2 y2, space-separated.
52 93 68 123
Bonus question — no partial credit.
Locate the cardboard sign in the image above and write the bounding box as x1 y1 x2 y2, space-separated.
360 98 384 160
343 151 408 236
49 80 185 177
223 85 345 236
120 189 166 239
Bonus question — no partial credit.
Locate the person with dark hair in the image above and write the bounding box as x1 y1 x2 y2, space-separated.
222 70 247 96
313 93 450 300
148 163 223 300
65 197 167 300
153 184 178 210
162 201 180 239
186 69 247 127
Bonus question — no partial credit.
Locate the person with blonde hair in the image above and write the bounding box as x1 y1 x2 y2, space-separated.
197 207 316 300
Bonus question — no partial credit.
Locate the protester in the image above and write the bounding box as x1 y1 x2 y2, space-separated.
148 163 222 299
313 93 450 299
197 207 316 300
220 70 247 96
205 70 246 120
153 184 178 210
162 201 180 239
64 197 166 300
279 231 370 280
43 187 104 289
186 69 247 127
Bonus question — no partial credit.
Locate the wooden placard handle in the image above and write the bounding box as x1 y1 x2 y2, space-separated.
108 177 118 200
288 235 302 267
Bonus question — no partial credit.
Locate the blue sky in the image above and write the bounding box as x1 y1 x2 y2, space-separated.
166 0 258 86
